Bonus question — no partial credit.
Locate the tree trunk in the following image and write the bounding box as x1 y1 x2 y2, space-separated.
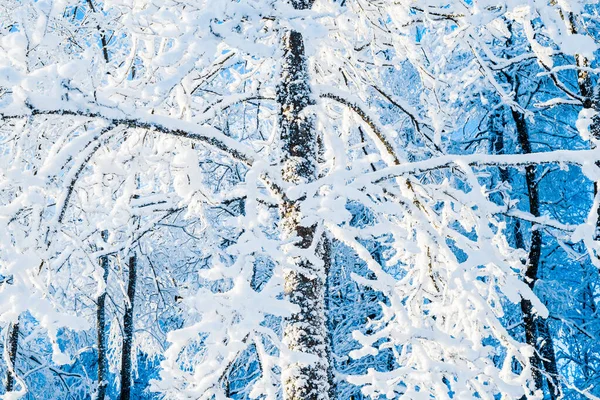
5 321 19 392
319 236 336 400
510 109 560 400
277 1 330 398
119 254 137 400
535 316 560 399
96 230 109 400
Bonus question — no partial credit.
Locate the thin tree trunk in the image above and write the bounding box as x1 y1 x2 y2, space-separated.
489 102 560 398
510 109 560 400
489 109 509 184
91 4 112 398
277 1 329 398
5 321 19 392
535 316 560 398
119 254 137 400
96 230 109 400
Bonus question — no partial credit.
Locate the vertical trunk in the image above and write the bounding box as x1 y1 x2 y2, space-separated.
88 6 111 397
489 109 509 184
277 1 329 398
119 254 137 400
5 321 19 392
85 0 110 64
96 230 109 400
535 317 560 399
316 106 336 399
319 236 336 400
511 110 560 400
582 282 597 380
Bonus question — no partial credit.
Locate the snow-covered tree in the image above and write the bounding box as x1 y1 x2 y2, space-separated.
1 0 600 399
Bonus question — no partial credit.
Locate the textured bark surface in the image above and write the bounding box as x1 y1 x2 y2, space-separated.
278 2 329 397
319 236 336 400
119 254 137 400
5 321 19 392
96 231 109 400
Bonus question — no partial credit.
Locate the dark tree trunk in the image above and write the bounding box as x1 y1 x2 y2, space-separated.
489 109 509 184
277 1 329 398
96 230 109 400
5 321 19 392
119 254 137 400
535 316 560 399
511 110 560 400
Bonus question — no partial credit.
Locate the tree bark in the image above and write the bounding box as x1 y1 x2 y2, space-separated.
96 230 109 400
5 321 19 392
510 109 560 400
319 236 336 400
119 254 137 400
277 1 330 398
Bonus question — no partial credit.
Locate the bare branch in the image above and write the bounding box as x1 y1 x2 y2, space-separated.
1 99 256 165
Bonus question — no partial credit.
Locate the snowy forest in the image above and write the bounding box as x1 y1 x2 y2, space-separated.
1 0 600 399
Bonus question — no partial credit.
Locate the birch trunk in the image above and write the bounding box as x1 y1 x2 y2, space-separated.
319 236 336 400
277 1 330 398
